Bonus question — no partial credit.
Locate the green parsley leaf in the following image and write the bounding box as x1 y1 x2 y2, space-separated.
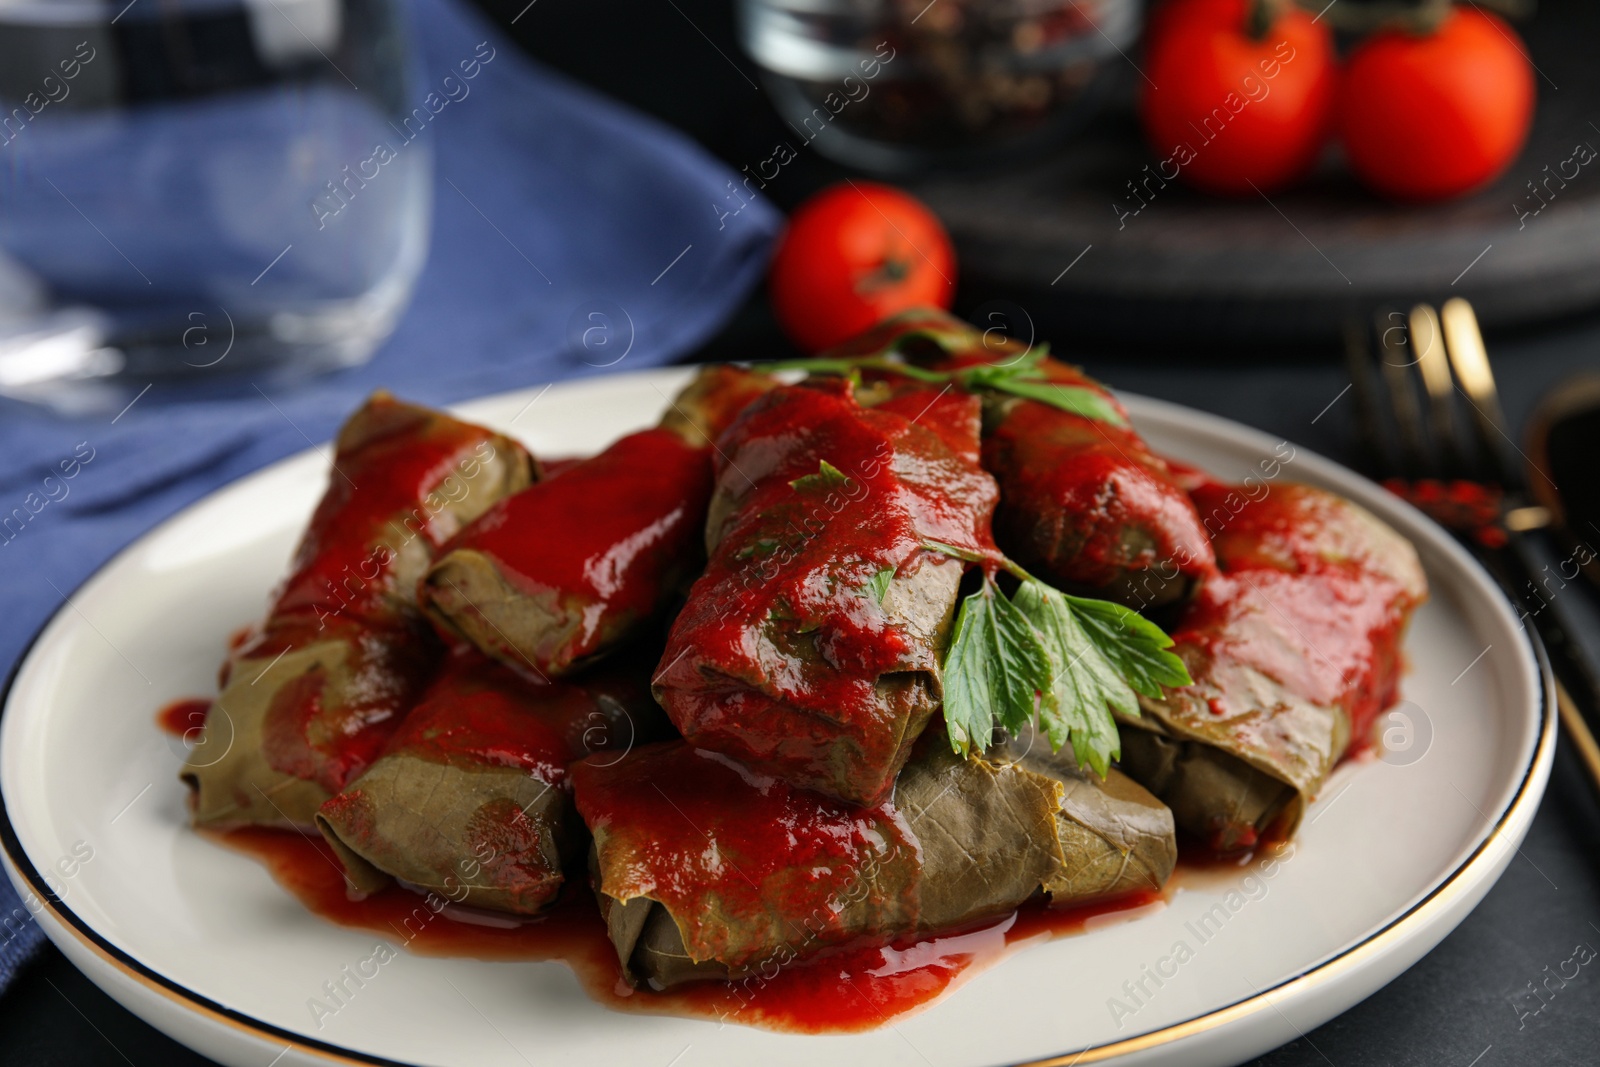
734 537 780 560
939 575 1191 776
766 355 946 383
765 315 1129 429
941 579 1051 757
1062 594 1192 699
789 459 851 494
978 377 1128 427
863 565 895 605
1013 581 1136 777
955 344 1049 384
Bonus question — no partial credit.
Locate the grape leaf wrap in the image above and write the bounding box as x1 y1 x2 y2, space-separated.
1117 482 1428 852
182 393 534 830
652 379 998 805
571 733 1176 988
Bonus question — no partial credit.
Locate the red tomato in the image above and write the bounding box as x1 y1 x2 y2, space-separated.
1339 9 1534 201
769 182 955 353
1139 0 1337 195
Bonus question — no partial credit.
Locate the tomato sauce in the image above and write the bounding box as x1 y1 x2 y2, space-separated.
986 400 1217 589
210 826 1160 1033
572 742 921 969
926 345 1216 591
652 380 1000 805
433 428 712 673
1185 482 1423 744
374 650 649 779
225 397 525 795
1383 477 1505 548
156 698 212 739
672 891 1162 1033
260 397 520 641
1170 839 1296 885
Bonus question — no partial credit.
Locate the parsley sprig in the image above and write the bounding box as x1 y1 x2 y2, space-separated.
788 459 852 493
929 544 1191 777
769 325 1128 428
776 420 1184 777
863 565 895 605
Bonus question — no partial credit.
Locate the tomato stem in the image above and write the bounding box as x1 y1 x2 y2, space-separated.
1288 0 1499 35
1245 0 1278 41
857 254 912 296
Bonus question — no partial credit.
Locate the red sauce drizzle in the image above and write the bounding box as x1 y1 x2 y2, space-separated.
210 828 1159 1033
263 397 517 631
684 892 1160 1032
928 345 1216 588
434 428 711 674
1172 838 1291 877
538 455 586 480
572 742 920 970
227 396 521 795
156 698 212 739
382 650 646 778
653 380 999 805
986 401 1217 587
1185 482 1424 743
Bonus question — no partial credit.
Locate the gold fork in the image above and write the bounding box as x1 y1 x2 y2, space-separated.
1346 298 1600 791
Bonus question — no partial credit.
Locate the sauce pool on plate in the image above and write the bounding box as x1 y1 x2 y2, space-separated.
211 826 1161 1033
159 695 1350 1031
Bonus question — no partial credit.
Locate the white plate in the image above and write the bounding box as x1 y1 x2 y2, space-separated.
1 369 1552 1067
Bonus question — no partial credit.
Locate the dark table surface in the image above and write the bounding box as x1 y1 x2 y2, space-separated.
7 1 1600 1064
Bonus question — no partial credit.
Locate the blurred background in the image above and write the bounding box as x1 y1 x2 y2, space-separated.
0 0 1594 403
493 0 1600 350
4 0 1600 1064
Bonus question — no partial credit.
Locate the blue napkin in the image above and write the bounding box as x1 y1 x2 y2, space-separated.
0 0 778 991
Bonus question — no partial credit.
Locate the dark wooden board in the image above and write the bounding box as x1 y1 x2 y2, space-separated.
910 0 1600 344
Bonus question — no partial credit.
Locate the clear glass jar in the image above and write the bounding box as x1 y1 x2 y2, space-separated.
0 0 427 407
741 0 1141 173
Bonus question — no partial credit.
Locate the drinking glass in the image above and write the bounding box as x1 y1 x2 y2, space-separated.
0 0 429 408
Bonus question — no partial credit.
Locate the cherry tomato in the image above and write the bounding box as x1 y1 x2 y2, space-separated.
1139 0 1337 195
769 182 955 353
1339 9 1534 201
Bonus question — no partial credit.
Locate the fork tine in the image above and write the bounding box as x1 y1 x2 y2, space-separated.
1376 310 1430 478
1342 318 1393 479
1440 297 1515 486
1409 303 1461 478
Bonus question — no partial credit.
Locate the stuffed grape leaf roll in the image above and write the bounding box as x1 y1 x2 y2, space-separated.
651 377 999 805
828 309 1215 608
419 366 774 678
1116 482 1428 852
570 733 1176 988
182 393 535 830
316 649 667 914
